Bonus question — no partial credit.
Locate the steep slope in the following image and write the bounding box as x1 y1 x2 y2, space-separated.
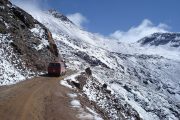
11 4 180 120
57 34 180 120
0 0 59 85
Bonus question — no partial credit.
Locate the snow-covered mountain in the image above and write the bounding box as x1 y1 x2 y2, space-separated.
4 1 180 119
134 33 180 61
138 33 180 48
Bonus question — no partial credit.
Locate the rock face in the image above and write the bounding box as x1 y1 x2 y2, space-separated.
0 0 59 72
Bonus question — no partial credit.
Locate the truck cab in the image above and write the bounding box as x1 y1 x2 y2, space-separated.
48 62 66 76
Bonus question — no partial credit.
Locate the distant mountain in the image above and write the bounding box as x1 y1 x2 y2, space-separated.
0 0 59 85
138 33 180 48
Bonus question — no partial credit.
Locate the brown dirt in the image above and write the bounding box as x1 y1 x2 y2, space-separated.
0 73 82 120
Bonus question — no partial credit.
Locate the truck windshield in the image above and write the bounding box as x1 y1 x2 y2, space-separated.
49 63 60 67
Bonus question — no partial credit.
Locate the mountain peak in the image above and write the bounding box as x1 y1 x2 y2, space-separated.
48 9 72 23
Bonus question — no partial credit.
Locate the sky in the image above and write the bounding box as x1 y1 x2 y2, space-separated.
11 0 180 42
46 0 180 33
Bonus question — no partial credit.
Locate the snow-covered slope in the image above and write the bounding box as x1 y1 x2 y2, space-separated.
10 4 180 120
132 33 180 61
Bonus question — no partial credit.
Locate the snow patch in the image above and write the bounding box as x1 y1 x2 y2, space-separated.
60 72 82 89
68 93 78 98
30 24 49 50
60 80 73 89
71 100 81 108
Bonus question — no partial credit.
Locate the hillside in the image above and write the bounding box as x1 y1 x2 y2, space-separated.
0 0 59 85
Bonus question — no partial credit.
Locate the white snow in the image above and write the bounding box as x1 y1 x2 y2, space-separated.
85 107 103 120
30 24 49 50
77 107 103 120
0 59 25 85
64 72 81 82
128 100 159 120
4 22 10 29
71 100 81 108
138 45 180 61
60 80 73 89
67 91 103 119
68 93 78 98
60 72 82 89
30 24 45 38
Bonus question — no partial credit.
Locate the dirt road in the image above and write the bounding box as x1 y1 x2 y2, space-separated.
0 74 82 120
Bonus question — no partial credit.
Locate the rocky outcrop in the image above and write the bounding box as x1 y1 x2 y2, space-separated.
48 9 73 23
75 51 110 68
0 0 59 72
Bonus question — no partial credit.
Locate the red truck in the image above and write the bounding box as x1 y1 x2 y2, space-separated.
48 62 66 76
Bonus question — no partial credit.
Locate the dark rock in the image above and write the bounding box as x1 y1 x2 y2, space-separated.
49 9 73 23
11 7 34 28
102 83 107 89
85 67 92 76
167 88 175 94
123 85 131 92
71 81 80 89
75 51 110 68
106 89 111 94
0 0 8 4
143 80 148 85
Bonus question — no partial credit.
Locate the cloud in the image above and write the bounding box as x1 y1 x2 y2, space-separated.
11 0 88 28
67 13 88 28
10 0 49 10
110 19 169 43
